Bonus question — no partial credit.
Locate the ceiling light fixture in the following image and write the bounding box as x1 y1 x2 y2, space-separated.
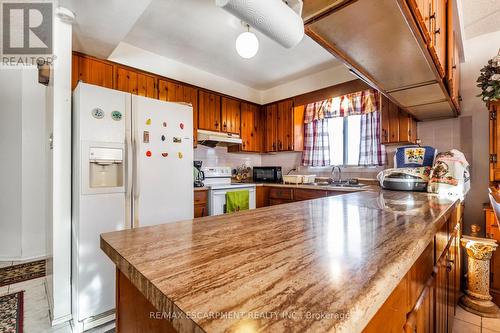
235 24 259 59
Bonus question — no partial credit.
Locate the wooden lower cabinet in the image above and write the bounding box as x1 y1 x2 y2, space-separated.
116 269 177 333
264 186 355 207
256 186 269 208
194 190 208 218
364 208 461 333
485 206 500 306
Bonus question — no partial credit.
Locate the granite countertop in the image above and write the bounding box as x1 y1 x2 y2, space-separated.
101 191 458 333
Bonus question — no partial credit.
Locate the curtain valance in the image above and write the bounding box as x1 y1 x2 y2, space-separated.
304 89 379 124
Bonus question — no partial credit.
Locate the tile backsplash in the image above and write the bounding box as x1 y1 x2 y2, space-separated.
194 146 392 180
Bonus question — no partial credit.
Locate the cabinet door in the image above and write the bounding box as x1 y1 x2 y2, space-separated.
78 55 114 89
486 208 500 306
408 0 433 43
410 117 418 144
434 254 449 333
115 67 138 94
380 95 391 144
277 99 294 151
429 0 447 78
399 111 411 143
240 103 257 152
388 102 400 143
116 66 156 97
265 104 278 152
221 97 241 134
198 91 221 132
490 103 500 181
158 80 198 145
404 279 434 333
137 73 157 98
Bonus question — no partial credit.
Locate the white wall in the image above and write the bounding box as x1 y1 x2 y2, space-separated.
21 69 48 259
417 30 500 233
260 64 356 104
0 67 47 261
0 69 23 259
45 7 73 325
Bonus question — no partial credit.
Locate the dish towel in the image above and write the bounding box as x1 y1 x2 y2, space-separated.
226 190 249 213
427 149 470 199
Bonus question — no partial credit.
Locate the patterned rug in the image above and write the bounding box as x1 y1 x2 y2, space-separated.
0 291 24 333
0 260 45 287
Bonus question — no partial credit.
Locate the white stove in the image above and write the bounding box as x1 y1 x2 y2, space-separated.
202 166 256 215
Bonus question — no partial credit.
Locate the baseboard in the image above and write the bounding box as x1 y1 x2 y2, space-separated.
0 254 48 262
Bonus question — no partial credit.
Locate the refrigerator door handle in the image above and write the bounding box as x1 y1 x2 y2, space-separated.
132 139 140 199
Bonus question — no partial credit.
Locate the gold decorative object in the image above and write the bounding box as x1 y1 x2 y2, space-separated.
459 236 500 318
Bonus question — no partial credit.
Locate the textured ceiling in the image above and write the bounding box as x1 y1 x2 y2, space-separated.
462 0 500 39
61 0 340 90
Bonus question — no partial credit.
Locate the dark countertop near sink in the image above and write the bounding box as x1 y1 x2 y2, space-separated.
101 190 458 333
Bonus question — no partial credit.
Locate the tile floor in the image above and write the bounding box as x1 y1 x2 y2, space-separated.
3 261 499 333
0 261 114 333
453 305 500 333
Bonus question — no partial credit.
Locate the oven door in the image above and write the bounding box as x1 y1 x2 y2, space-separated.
209 187 256 216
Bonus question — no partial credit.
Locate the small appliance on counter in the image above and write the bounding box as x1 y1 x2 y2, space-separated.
194 160 205 187
377 168 430 192
252 166 283 183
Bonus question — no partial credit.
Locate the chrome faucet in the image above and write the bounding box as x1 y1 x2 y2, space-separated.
331 165 342 183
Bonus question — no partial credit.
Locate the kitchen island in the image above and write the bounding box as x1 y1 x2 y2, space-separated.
101 190 461 333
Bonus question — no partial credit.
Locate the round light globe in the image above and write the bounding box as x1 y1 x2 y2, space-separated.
235 31 259 59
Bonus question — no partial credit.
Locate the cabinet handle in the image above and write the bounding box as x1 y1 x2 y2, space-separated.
272 142 276 150
215 120 219 128
223 121 227 130
452 65 457 69
446 259 454 272
435 28 441 35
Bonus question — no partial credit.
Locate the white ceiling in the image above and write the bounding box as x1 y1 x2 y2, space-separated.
462 0 500 39
62 0 340 90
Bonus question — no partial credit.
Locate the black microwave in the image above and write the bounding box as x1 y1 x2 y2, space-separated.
253 167 282 183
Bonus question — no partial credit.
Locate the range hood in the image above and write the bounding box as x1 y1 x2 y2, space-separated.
197 129 242 148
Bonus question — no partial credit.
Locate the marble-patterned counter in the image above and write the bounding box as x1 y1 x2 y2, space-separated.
101 190 458 333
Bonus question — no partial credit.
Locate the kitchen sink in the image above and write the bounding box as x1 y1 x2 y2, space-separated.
311 180 364 188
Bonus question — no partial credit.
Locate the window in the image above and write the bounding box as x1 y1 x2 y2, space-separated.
327 115 362 166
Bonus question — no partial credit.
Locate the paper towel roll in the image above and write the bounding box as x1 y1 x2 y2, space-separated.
216 0 304 48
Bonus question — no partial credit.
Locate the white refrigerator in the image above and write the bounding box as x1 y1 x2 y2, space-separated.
72 83 194 331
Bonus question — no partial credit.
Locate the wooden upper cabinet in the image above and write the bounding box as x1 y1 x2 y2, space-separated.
263 99 303 153
198 91 221 132
158 79 199 145
264 104 278 152
77 55 114 89
428 0 447 78
221 97 241 134
277 100 294 151
380 95 391 144
490 102 500 181
115 66 157 98
388 102 400 143
408 0 433 43
399 110 411 143
240 102 260 152
380 96 418 145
